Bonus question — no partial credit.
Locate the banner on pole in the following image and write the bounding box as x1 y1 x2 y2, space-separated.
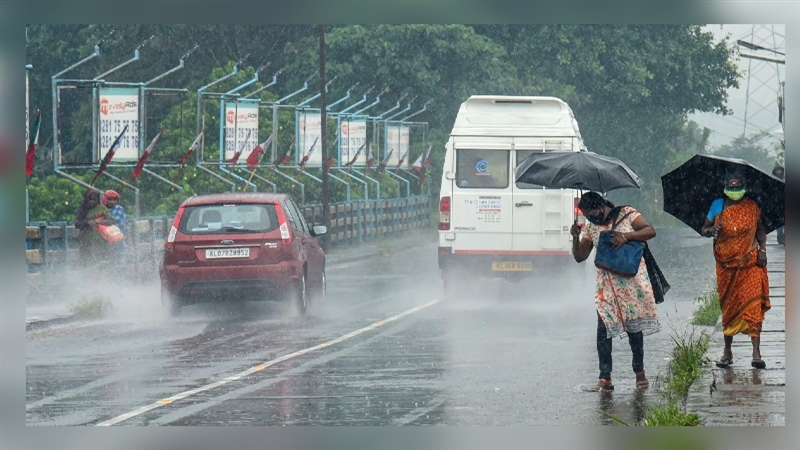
339 118 367 167
385 124 409 168
224 101 259 162
98 87 140 162
297 112 323 167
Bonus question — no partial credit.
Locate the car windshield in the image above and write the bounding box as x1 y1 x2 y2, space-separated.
178 203 279 234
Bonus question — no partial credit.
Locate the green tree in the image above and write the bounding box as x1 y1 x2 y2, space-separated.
711 133 775 173
26 24 743 223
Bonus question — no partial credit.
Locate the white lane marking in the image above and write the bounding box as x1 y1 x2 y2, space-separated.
95 300 440 426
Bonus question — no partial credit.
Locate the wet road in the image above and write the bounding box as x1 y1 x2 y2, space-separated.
26 229 719 426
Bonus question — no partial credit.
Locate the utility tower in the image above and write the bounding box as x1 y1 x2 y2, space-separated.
737 25 785 141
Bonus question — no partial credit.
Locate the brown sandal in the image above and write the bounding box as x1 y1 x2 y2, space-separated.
635 371 649 389
591 378 614 391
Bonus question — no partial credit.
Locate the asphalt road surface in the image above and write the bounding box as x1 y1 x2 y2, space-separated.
26 229 717 426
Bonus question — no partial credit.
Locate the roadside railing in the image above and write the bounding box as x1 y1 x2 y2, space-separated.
26 195 431 286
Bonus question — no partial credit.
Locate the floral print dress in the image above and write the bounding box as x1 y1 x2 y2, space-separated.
581 206 661 338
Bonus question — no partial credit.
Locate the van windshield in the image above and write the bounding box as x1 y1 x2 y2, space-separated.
178 204 279 234
455 149 509 189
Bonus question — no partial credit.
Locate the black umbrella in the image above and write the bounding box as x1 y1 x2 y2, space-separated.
661 154 785 234
515 151 641 192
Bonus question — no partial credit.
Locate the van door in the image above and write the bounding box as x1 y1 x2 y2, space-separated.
511 138 576 255
449 136 513 253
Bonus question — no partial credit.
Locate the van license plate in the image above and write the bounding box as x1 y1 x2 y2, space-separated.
492 261 532 271
206 248 250 259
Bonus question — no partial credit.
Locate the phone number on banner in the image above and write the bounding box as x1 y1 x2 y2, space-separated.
100 134 139 149
100 119 139 134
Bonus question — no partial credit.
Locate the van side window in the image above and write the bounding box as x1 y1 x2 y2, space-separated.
455 149 509 189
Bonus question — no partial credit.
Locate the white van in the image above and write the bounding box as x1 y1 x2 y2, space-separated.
437 95 586 299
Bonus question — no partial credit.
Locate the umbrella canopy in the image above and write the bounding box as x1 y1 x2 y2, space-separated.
515 151 641 192
661 154 785 235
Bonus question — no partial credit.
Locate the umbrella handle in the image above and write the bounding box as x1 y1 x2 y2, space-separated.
573 187 584 223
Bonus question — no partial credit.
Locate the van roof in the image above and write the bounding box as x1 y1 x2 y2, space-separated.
449 95 583 138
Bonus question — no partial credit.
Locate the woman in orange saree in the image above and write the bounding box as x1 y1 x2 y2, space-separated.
701 172 770 369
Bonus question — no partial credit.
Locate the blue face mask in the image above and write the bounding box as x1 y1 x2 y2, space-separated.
724 188 746 201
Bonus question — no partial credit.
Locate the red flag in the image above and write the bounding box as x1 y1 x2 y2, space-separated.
395 149 409 169
176 131 204 164
299 137 319 169
323 155 334 173
246 135 272 168
246 146 263 168
26 109 41 177
273 138 295 166
419 145 432 186
227 151 242 165
376 149 393 174
227 129 252 165
92 124 128 185
168 132 204 193
345 142 366 168
411 153 423 174
132 127 164 179
423 145 432 169
366 144 375 169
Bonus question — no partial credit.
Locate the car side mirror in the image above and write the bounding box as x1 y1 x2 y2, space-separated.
311 225 328 237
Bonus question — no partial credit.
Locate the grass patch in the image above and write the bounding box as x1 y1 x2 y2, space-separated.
377 243 393 256
631 328 709 426
640 401 702 426
662 329 710 400
69 294 114 319
690 287 721 326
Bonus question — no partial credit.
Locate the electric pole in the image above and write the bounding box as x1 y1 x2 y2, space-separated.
318 24 330 249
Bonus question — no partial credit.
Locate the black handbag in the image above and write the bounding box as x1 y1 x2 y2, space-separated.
643 244 670 304
594 210 644 277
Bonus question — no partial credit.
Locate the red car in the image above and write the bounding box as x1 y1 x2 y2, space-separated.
159 193 327 316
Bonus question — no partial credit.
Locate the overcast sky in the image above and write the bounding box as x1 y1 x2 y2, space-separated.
689 24 785 155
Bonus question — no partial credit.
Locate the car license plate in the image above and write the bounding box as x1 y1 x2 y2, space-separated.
206 248 250 259
492 261 532 271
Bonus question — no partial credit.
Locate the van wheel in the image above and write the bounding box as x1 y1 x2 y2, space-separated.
161 287 182 317
443 268 462 301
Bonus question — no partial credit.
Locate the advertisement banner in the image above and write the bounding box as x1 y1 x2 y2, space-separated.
224 102 259 161
385 124 409 168
297 112 323 167
98 87 140 162
339 119 368 166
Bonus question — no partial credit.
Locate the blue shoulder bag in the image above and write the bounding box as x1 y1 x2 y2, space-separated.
594 210 644 277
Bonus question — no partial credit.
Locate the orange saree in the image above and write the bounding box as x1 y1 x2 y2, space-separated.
713 198 770 337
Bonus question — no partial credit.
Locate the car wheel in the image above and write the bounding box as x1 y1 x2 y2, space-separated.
293 274 308 315
312 269 326 304
161 286 182 317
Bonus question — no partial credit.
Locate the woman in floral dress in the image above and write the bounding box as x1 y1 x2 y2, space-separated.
570 192 661 391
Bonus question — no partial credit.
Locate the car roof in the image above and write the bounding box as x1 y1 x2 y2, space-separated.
181 192 290 206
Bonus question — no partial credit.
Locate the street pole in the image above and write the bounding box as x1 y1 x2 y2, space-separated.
319 25 330 249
